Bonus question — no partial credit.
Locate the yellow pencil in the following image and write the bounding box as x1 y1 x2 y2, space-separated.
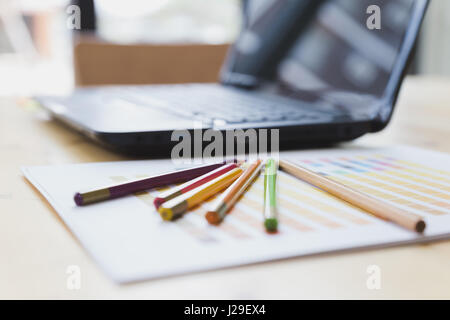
158 167 243 221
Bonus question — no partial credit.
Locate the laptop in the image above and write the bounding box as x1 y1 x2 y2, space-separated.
36 0 428 155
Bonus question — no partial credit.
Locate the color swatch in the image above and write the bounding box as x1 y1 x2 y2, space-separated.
22 146 450 283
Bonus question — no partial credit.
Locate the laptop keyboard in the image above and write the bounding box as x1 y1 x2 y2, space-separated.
114 84 330 125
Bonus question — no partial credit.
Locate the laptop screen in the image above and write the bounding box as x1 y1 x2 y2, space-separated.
222 0 422 120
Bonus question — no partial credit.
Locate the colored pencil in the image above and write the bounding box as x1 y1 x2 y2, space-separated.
74 161 228 206
279 159 426 233
153 163 238 209
206 160 262 225
263 159 278 233
158 167 243 221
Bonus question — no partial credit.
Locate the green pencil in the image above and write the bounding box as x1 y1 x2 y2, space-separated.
263 159 278 233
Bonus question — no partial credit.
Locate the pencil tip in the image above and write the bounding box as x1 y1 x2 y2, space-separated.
158 207 173 221
153 197 163 209
264 218 278 233
205 211 221 225
74 193 83 206
416 220 426 233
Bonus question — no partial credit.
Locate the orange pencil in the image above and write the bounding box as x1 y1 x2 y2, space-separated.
206 160 262 224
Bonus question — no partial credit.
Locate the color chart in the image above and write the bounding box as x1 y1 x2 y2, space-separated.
23 146 450 282
111 150 450 244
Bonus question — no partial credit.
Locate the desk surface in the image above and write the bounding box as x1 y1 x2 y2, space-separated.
1 76 450 299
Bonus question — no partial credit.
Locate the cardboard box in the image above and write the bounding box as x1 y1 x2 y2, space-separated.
73 37 230 86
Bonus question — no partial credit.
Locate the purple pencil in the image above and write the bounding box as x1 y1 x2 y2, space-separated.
74 161 227 206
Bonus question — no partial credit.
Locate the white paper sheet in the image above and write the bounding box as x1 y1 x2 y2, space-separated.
22 146 450 283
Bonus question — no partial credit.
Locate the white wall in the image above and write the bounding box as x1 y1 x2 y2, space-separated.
418 0 450 75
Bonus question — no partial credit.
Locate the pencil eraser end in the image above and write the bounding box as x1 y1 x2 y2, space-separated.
74 193 83 206
264 218 278 233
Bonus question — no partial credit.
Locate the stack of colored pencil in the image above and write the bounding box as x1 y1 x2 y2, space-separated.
74 159 278 232
74 157 427 234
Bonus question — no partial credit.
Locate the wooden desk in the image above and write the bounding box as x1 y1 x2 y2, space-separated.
1 76 449 299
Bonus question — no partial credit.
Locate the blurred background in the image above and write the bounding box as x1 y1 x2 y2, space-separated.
0 0 448 97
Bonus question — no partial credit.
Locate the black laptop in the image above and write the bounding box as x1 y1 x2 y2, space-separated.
36 0 428 155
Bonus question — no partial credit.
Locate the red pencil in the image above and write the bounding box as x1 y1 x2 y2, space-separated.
153 163 238 209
